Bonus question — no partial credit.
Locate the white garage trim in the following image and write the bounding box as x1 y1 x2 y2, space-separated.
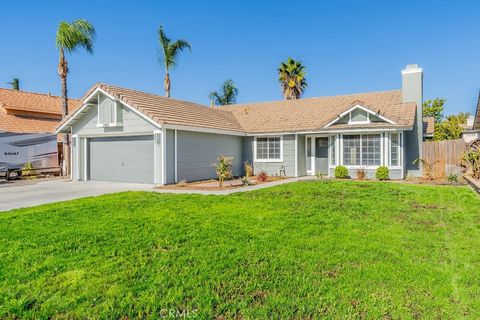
76 132 158 184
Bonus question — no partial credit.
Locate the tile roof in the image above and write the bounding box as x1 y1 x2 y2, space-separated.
423 117 435 136
0 88 81 134
79 83 245 132
59 84 417 134
219 90 416 133
0 88 81 115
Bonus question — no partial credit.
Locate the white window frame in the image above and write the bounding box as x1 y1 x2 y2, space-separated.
341 133 383 169
96 92 122 128
348 109 370 125
254 136 283 162
388 132 403 169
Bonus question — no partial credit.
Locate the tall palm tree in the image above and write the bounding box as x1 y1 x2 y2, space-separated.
278 57 307 100
7 78 20 91
209 79 238 106
56 19 96 176
157 25 191 98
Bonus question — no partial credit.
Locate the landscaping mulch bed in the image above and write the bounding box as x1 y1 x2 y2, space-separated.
158 176 289 191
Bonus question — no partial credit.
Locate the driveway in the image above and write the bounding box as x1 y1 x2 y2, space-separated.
0 180 154 212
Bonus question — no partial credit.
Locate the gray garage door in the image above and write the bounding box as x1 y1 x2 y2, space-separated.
88 135 154 183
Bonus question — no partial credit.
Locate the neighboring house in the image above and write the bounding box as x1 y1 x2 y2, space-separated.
423 116 434 140
462 92 480 144
56 64 424 184
0 88 80 172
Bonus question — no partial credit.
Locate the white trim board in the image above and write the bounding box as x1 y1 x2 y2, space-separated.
55 87 162 134
324 104 397 128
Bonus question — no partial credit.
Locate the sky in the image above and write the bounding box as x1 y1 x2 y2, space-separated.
1 0 479 116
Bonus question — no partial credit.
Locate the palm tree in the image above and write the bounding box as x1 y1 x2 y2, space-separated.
209 79 238 106
278 57 307 100
157 25 191 98
56 19 96 176
7 78 20 91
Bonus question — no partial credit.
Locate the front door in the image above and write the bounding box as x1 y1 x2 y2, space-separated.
315 137 329 175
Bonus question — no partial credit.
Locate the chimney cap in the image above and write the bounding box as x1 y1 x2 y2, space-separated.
402 64 423 74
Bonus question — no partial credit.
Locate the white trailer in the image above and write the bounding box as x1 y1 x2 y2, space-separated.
0 133 58 178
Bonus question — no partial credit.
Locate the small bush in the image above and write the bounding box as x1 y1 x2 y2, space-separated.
244 161 253 177
334 166 349 179
22 162 36 180
241 176 253 186
315 171 325 179
257 171 268 182
212 156 233 187
447 173 459 183
176 180 188 187
376 166 390 180
356 168 366 180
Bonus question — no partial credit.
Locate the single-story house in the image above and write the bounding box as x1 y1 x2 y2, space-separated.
0 88 80 173
56 64 424 184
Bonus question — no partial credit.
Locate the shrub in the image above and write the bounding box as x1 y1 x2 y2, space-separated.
461 149 480 179
176 180 188 187
241 176 253 186
257 171 268 182
315 171 325 179
413 157 439 180
447 173 459 183
244 161 253 177
334 166 349 179
212 156 233 187
356 168 366 180
376 166 390 180
22 162 36 180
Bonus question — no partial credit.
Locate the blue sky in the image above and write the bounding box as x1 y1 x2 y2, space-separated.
1 0 479 115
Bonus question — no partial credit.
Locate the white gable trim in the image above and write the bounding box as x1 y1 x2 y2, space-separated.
55 87 162 134
324 104 397 128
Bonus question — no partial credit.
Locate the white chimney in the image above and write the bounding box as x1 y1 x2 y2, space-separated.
401 64 423 176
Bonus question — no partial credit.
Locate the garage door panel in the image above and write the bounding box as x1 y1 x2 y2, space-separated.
89 135 154 183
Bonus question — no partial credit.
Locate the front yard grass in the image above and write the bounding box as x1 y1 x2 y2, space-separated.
1 180 479 319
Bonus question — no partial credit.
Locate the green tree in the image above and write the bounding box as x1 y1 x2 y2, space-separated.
56 19 96 176
7 78 20 91
278 57 307 100
423 98 445 123
157 26 191 98
209 79 238 106
434 112 469 141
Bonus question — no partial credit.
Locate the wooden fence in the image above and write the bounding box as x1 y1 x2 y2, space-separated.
422 139 468 178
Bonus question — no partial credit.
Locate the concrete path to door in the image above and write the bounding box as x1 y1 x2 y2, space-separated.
0 176 316 212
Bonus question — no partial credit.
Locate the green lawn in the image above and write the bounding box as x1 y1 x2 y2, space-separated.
1 181 479 319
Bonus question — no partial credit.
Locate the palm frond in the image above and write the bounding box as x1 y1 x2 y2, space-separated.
56 19 96 54
157 26 191 70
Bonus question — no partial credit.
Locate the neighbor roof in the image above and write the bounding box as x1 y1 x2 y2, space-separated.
423 117 435 136
0 88 81 134
58 84 417 134
219 90 416 133
0 88 81 116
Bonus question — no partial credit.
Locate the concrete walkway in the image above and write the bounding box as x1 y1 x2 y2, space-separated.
153 176 315 195
0 176 315 212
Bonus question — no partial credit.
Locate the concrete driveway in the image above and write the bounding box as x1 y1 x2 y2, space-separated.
0 180 154 212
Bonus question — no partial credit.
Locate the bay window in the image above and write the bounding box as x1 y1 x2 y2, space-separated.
255 136 282 161
342 134 381 166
